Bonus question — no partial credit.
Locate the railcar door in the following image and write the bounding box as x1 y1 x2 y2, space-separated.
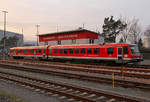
43 49 46 57
117 47 123 63
48 48 52 59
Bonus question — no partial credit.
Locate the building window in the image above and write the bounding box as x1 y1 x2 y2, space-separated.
72 39 76 44
57 40 61 45
89 39 94 44
45 42 48 45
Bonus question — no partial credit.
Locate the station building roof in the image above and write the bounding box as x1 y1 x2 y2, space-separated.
39 28 101 36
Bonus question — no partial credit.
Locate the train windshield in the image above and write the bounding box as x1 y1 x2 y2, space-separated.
130 45 140 55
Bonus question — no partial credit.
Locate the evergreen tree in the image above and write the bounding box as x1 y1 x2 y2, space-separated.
102 16 127 43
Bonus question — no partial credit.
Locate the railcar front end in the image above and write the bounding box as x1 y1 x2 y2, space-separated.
128 44 143 62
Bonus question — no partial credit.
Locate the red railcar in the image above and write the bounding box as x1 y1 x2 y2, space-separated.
8 43 143 63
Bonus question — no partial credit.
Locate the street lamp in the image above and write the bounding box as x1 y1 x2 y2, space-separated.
36 24 40 46
0 10 8 59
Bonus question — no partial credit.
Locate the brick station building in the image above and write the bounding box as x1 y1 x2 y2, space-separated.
38 28 104 46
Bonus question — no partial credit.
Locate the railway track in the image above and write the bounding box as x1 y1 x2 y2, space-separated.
2 59 150 71
0 62 150 91
1 59 150 79
0 70 148 102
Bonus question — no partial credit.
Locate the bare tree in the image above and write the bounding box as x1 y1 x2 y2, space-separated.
120 18 142 44
119 17 130 43
128 19 142 44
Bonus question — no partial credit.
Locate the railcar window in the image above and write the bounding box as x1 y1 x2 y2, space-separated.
124 47 128 54
32 49 34 53
75 48 79 54
69 49 73 54
64 49 68 54
87 48 92 54
59 49 63 54
23 50 25 53
43 49 45 53
38 49 42 54
30 49 32 53
107 48 114 54
130 45 140 54
94 48 99 54
35 49 37 54
35 49 38 54
49 49 51 54
28 50 30 54
26 50 28 53
54 49 58 54
81 48 85 54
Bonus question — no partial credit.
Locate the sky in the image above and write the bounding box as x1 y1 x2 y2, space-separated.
0 0 150 41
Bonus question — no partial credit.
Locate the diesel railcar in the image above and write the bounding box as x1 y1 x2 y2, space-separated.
8 43 143 63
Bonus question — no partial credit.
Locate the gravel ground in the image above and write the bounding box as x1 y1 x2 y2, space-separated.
0 94 12 102
0 65 149 101
139 59 150 65
0 78 64 102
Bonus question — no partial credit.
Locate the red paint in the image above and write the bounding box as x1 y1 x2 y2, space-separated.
39 31 98 42
8 43 142 63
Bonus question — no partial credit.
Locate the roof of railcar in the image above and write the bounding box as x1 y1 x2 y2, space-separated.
10 43 131 50
50 43 130 48
10 46 48 50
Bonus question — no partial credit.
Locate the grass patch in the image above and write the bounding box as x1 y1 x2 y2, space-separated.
0 90 28 102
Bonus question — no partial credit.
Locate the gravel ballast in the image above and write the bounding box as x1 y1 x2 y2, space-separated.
0 78 63 102
0 65 149 101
